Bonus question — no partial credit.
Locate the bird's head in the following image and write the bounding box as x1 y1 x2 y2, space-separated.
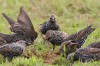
16 40 27 46
49 14 56 22
64 40 78 51
61 40 78 57
67 52 79 62
67 52 75 62
45 30 54 40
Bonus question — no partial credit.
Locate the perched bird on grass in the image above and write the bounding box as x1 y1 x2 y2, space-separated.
39 14 60 36
67 46 100 62
45 30 69 50
0 40 26 62
1 7 38 45
45 24 96 50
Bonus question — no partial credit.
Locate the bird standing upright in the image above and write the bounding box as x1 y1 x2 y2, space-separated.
39 14 60 36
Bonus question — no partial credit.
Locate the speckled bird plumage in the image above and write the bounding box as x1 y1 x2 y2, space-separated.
45 24 95 50
1 7 38 45
65 24 96 48
67 47 100 62
45 30 69 50
59 41 78 57
86 41 100 48
40 14 60 35
0 40 26 61
0 37 6 45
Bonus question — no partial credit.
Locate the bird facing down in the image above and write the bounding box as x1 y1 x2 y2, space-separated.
67 41 100 62
1 7 38 45
58 41 78 57
58 41 100 58
39 14 60 35
0 40 26 61
45 24 96 50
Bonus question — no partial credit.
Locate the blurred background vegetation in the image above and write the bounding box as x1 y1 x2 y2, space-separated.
0 0 100 66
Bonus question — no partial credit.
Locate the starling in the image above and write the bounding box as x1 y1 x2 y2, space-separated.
45 30 69 50
86 41 100 48
59 41 78 57
1 7 38 45
67 47 100 62
45 24 95 50
0 40 26 61
39 14 60 35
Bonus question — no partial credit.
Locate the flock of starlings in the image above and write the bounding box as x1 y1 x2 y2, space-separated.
0 6 99 63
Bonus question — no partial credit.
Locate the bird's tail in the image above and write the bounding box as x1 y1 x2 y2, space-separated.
0 33 8 38
0 33 12 43
65 24 96 48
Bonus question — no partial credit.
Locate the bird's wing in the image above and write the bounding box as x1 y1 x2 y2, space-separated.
79 48 100 55
66 24 96 48
17 7 34 31
0 44 23 53
2 13 15 27
87 42 100 48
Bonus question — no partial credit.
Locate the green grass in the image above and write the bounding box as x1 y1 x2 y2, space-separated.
0 0 100 66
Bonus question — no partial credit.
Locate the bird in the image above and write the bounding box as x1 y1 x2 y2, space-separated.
0 40 26 62
45 30 69 50
58 41 100 58
86 41 100 48
0 37 6 45
45 24 96 50
67 47 100 62
39 14 60 36
1 7 38 45
58 40 78 57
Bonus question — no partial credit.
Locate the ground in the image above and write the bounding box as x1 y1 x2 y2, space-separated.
0 0 100 66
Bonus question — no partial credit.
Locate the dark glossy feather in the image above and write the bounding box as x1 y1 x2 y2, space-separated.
45 30 69 50
2 13 15 27
0 40 26 61
2 7 38 45
0 37 6 45
67 48 100 62
86 41 100 48
40 14 60 35
65 24 96 48
59 41 78 57
45 25 95 50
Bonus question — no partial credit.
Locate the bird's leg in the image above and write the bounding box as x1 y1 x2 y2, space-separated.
41 34 46 44
45 40 51 47
41 34 50 46
7 57 13 62
59 47 65 57
2 56 7 62
53 45 55 51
